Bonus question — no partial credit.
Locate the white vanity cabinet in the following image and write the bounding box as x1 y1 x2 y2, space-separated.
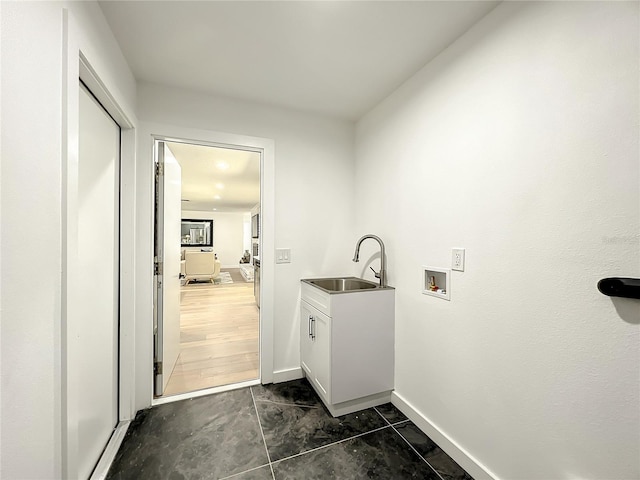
300 281 395 416
300 302 331 399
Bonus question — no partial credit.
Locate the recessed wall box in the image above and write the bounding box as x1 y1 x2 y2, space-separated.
422 266 451 301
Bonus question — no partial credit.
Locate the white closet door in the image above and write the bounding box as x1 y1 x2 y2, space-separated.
77 83 120 479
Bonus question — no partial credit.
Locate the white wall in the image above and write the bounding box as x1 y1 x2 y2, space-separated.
136 83 355 408
0 4 3 471
4 2 637 478
181 210 246 268
1 4 60 476
355 2 639 479
0 1 137 477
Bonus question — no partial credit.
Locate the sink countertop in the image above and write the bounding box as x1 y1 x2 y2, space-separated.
301 276 394 295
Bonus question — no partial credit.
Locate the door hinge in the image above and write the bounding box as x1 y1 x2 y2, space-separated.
154 261 163 275
154 361 163 375
156 161 164 176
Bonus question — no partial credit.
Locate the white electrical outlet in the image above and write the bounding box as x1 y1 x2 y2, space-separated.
452 248 465 271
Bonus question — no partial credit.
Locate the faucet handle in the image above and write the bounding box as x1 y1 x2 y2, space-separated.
370 266 381 279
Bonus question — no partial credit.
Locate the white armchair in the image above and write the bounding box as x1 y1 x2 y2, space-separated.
183 251 221 285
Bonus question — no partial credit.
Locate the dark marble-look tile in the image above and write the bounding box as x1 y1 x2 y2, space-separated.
221 465 274 480
395 422 474 480
253 379 388 462
272 427 440 480
374 402 408 424
251 378 319 406
107 388 269 480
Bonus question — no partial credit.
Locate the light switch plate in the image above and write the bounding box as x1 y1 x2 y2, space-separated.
276 248 291 264
452 248 465 271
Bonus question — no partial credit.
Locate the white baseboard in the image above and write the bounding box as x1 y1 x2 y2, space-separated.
323 391 391 417
272 367 303 383
391 391 498 480
90 420 130 480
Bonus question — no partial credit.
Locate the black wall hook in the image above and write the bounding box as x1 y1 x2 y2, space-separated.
597 278 640 300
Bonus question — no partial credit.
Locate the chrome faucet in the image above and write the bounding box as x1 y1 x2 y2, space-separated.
352 234 387 287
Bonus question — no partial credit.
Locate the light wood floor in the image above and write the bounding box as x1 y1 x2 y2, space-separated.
164 269 259 396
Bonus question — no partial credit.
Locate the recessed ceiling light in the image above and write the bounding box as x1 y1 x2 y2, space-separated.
216 162 229 170
214 195 221 200
215 183 224 189
212 208 217 211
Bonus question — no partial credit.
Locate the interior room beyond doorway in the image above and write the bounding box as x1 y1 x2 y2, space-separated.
164 268 258 395
160 141 261 397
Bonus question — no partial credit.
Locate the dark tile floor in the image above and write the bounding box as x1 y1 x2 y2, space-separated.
107 379 473 480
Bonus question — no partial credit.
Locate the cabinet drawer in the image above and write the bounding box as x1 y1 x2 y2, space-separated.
300 282 331 316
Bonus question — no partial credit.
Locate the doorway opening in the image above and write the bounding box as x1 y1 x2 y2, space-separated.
153 138 261 398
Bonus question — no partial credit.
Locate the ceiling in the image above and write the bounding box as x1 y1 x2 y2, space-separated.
101 1 499 212
99 0 499 121
166 142 260 213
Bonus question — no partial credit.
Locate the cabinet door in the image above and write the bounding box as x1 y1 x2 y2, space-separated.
300 301 331 402
312 309 331 400
300 302 314 376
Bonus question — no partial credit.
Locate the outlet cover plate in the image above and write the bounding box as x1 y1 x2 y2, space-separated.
452 248 465 271
276 248 291 264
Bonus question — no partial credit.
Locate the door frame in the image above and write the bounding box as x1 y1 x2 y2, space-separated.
62 11 137 478
141 125 275 407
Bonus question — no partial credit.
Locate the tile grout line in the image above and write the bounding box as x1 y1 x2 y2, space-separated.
374 405 443 479
219 462 273 480
373 406 411 428
270 424 392 467
266 406 411 468
250 386 276 480
249 393 414 475
390 423 446 480
373 406 392 426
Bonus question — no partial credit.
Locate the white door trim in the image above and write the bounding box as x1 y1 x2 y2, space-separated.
62 9 137 478
137 122 275 408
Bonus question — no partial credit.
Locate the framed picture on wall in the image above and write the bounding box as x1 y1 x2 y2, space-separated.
181 219 213 247
251 213 259 239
